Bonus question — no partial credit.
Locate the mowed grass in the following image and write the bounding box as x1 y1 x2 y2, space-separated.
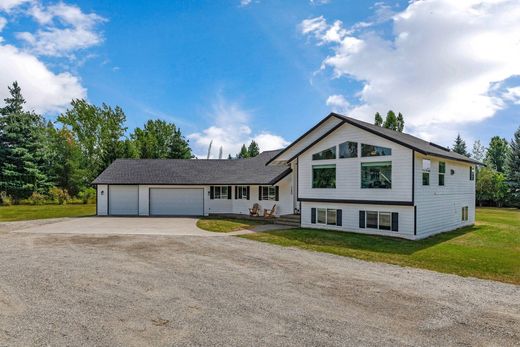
197 217 264 233
240 208 520 284
0 204 96 222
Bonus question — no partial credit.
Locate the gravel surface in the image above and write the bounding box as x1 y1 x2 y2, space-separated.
0 231 518 346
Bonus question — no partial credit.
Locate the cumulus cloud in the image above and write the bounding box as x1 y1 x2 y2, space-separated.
326 94 350 113
0 0 30 12
301 0 520 142
16 2 105 57
188 96 289 158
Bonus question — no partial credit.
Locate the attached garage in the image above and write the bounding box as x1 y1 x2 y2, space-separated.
109 185 139 215
149 188 204 216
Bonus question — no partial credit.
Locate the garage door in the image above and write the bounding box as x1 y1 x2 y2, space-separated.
149 188 204 216
109 185 139 215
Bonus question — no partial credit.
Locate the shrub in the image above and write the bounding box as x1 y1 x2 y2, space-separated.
0 192 13 206
48 187 70 205
78 187 96 204
27 192 46 205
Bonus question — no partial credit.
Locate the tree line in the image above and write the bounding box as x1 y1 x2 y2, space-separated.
0 82 193 205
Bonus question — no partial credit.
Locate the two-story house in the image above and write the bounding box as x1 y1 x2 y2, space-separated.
94 113 481 239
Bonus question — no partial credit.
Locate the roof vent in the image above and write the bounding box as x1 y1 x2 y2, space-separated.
429 142 450 152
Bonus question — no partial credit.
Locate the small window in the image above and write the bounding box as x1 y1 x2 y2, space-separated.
236 186 249 199
312 164 336 188
462 206 469 221
315 208 338 226
379 212 391 230
260 186 277 201
339 141 358 158
366 211 378 229
312 146 336 160
422 159 431 186
213 186 229 200
361 144 392 157
361 162 392 189
363 211 398 231
470 167 475 181
439 162 445 186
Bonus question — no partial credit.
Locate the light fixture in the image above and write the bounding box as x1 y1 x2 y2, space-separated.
101 190 105 196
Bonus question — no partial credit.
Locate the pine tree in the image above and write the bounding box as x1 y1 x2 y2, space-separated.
374 112 383 126
485 136 510 173
507 126 520 206
396 112 404 132
0 82 48 201
383 110 398 131
247 140 260 157
237 144 249 159
452 134 470 157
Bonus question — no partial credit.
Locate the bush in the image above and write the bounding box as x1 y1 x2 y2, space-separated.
48 187 70 205
78 187 96 204
27 192 46 205
0 192 12 206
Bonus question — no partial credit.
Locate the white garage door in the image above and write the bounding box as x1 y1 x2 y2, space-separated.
149 188 204 216
109 185 139 215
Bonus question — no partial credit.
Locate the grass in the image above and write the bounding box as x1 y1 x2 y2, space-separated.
196 217 264 233
240 208 520 284
0 204 96 222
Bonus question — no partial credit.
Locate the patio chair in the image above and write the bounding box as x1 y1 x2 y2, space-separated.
249 203 260 216
263 204 277 219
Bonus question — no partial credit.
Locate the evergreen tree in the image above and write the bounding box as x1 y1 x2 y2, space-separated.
507 126 520 206
374 112 383 126
485 136 510 173
237 144 249 158
452 134 470 157
0 82 48 201
247 140 260 157
396 112 405 132
383 110 398 131
472 140 486 162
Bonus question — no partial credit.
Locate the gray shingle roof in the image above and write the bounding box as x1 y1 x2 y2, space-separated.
92 150 291 185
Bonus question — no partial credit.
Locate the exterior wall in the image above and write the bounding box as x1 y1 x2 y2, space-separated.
414 153 476 238
298 123 413 202
96 184 108 215
301 201 415 239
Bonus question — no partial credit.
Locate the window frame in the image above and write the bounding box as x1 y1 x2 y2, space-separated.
315 208 338 226
438 161 446 186
312 146 336 161
312 164 336 189
462 206 469 221
361 161 392 189
213 186 229 200
339 141 358 159
236 185 248 200
361 144 392 157
470 167 475 181
422 159 431 186
260 186 276 201
363 210 398 231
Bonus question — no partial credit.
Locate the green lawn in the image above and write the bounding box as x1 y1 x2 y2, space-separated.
0 204 96 222
196 217 264 233
240 208 520 284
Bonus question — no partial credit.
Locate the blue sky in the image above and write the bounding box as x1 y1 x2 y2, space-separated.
0 0 519 157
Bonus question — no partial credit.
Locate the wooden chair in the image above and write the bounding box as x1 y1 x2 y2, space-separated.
249 203 260 216
264 204 277 219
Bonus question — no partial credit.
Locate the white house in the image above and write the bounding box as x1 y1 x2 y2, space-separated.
94 113 480 240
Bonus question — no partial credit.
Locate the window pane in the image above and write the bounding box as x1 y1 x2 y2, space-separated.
470 167 475 181
312 146 336 160
339 141 358 158
361 162 392 189
438 174 444 186
439 162 446 174
262 186 268 200
268 187 276 200
379 212 391 230
222 186 228 197
312 165 336 188
215 187 220 199
317 208 326 224
327 209 337 225
361 144 392 157
422 159 431 171
422 172 430 186
366 211 378 229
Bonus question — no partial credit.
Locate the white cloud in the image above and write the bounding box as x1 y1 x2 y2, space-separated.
17 2 105 57
0 42 86 114
301 0 520 143
0 16 6 31
503 86 520 105
240 0 252 6
188 96 288 158
310 0 331 5
326 94 350 113
0 0 30 12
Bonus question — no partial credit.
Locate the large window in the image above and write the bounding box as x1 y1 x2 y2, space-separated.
360 211 398 231
339 141 358 158
438 162 445 186
422 159 431 186
312 164 336 188
361 144 392 157
312 208 341 226
213 186 229 199
312 146 336 160
361 162 392 189
260 186 277 201
235 186 249 199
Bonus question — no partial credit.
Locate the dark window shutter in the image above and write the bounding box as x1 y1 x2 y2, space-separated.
275 186 279 201
227 186 232 199
210 186 214 199
391 212 399 231
258 186 262 200
246 186 250 200
359 211 365 228
336 209 342 226
311 208 316 224
235 186 238 199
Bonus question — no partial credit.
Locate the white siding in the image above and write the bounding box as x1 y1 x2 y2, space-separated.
414 153 476 238
301 202 415 239
96 184 108 216
298 123 413 202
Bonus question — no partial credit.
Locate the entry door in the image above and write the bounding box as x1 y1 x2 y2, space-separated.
109 185 139 215
149 188 204 216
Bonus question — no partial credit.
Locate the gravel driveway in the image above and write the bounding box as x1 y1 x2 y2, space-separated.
0 227 518 346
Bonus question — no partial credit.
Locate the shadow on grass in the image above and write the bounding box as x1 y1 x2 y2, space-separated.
257 225 478 256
